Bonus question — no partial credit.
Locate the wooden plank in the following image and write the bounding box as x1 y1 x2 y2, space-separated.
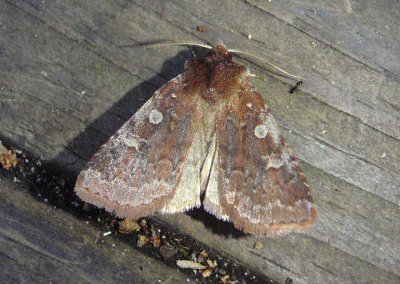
246 0 400 139
0 172 195 283
247 0 400 76
0 0 399 283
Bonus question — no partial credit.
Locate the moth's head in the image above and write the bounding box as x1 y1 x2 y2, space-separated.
204 44 233 65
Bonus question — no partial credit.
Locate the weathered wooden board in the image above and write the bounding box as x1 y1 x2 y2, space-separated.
0 0 399 283
0 171 195 283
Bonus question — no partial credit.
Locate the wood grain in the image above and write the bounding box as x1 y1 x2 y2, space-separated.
1 0 399 283
0 172 195 283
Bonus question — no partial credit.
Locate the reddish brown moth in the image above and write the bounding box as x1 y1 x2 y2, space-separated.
75 44 317 236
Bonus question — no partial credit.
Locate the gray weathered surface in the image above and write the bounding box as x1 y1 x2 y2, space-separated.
0 172 194 283
0 0 399 283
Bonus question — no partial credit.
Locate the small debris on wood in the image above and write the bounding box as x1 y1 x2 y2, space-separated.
150 229 161 248
119 219 140 233
312 41 317 48
191 250 198 262
176 260 206 270
253 240 263 249
139 218 147 227
196 25 206 32
201 268 212 278
139 218 151 234
174 237 183 244
220 274 230 284
206 259 217 269
0 142 18 170
137 234 149 248
198 249 208 258
197 249 208 262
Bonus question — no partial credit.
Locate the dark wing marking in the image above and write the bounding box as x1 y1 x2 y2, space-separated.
211 79 317 236
75 73 204 219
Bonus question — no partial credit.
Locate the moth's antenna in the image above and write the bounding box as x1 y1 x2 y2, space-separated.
140 40 212 50
228 49 303 81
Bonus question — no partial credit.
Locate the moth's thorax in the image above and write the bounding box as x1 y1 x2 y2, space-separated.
184 45 247 102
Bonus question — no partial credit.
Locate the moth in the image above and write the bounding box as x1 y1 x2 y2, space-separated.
75 44 317 236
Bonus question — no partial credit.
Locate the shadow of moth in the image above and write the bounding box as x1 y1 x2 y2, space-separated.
75 44 317 236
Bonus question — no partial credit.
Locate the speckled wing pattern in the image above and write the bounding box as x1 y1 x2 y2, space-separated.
75 74 205 219
203 79 317 236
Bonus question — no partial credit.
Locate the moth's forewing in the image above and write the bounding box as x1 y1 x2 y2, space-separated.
212 80 316 236
75 74 203 219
